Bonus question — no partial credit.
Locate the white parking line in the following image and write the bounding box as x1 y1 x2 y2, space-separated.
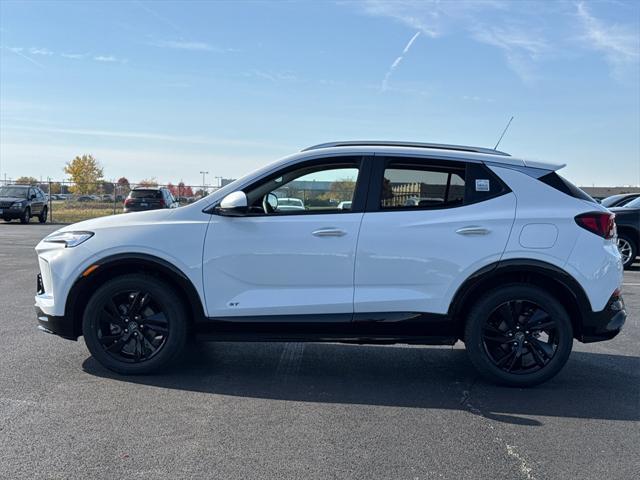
623 283 640 286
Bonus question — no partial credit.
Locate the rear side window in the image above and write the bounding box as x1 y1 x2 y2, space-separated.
538 172 595 203
130 189 162 199
381 160 465 209
376 158 510 211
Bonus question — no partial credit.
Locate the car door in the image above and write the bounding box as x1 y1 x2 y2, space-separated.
202 156 370 319
354 156 517 316
29 188 43 214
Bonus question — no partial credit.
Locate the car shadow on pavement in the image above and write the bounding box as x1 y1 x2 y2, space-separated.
82 342 639 426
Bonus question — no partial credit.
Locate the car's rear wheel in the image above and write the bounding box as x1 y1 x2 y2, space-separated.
19 207 30 224
617 233 637 269
82 274 188 375
3 217 10 222
464 285 573 387
38 206 48 223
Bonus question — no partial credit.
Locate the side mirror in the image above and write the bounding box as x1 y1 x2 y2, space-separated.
31 194 37 200
217 191 248 216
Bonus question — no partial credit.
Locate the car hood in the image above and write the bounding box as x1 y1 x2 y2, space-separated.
0 197 27 203
56 208 176 233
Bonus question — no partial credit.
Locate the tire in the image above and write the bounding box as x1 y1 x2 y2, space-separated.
3 218 10 222
19 208 30 224
617 233 637 270
82 274 188 375
38 206 48 224
464 284 573 387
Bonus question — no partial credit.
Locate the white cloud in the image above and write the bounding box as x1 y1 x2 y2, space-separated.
576 2 640 77
381 31 421 91
61 53 86 59
28 47 54 56
150 39 214 51
4 46 45 68
246 70 298 83
93 55 119 62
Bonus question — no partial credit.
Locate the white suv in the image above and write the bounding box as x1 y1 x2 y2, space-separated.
34 141 626 386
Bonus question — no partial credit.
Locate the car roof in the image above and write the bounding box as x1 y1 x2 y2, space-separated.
297 141 566 171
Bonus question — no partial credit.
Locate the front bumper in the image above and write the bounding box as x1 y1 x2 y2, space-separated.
35 306 78 340
1 207 26 219
579 294 627 343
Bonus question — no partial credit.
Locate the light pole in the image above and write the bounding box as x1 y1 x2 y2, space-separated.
214 176 223 188
200 171 209 189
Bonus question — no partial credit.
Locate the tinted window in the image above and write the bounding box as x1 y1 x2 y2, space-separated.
381 165 465 209
539 172 595 203
464 163 510 204
130 189 162 199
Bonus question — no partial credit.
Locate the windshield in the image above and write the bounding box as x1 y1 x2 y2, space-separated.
623 197 640 208
0 186 29 198
129 189 162 199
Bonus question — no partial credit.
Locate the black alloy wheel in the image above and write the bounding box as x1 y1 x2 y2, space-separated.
482 300 558 375
464 284 573 387
83 274 188 374
97 289 170 363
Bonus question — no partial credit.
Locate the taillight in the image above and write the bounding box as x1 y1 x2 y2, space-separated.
575 212 615 239
158 199 165 207
124 198 132 205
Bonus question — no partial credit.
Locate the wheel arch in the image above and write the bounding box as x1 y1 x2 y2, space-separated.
449 259 592 340
65 253 205 338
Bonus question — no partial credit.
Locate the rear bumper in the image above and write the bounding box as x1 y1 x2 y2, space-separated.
35 306 78 341
579 294 626 343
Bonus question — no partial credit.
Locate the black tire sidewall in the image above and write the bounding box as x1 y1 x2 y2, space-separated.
83 274 188 375
20 208 30 224
464 284 573 387
39 207 47 223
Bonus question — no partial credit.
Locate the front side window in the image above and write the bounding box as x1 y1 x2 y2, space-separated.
381 164 465 209
245 159 361 215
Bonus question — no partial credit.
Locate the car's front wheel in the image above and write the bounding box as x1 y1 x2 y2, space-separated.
464 285 573 387
82 274 188 374
19 207 30 224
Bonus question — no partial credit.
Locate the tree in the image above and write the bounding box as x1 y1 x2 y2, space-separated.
15 176 38 185
64 154 104 194
177 182 193 197
318 178 356 203
138 177 158 187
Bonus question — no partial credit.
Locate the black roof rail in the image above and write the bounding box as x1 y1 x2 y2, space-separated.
301 140 510 157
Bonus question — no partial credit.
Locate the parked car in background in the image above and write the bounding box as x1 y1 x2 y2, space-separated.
275 197 305 211
0 185 48 223
123 186 178 213
77 195 96 202
35 141 626 387
601 193 640 208
337 200 352 210
611 196 640 269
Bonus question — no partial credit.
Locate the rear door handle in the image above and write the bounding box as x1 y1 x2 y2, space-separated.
312 228 346 237
456 226 490 236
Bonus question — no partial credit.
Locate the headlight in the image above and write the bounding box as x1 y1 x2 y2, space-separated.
10 202 25 209
43 231 94 248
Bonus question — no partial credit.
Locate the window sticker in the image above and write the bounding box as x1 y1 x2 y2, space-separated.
475 179 490 192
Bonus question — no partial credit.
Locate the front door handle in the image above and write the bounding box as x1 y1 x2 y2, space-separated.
312 228 346 237
456 226 490 236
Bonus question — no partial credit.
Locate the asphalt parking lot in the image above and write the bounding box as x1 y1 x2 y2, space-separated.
0 223 638 480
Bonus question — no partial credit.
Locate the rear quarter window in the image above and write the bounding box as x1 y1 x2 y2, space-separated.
538 172 595 203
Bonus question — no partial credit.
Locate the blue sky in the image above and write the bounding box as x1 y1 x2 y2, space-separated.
1 0 639 186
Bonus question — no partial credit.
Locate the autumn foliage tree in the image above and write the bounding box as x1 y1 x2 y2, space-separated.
15 176 38 185
64 154 104 194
